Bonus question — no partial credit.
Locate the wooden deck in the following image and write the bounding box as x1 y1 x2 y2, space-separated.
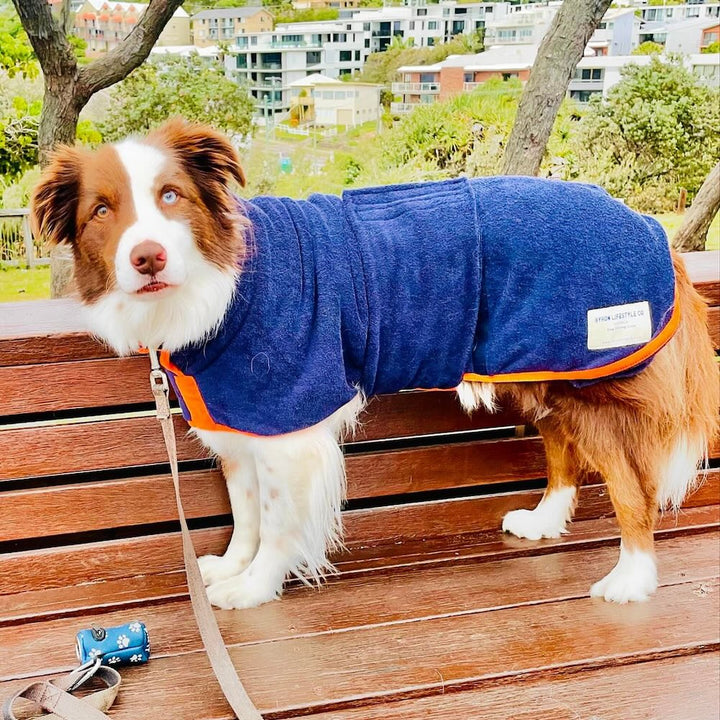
0 251 718 719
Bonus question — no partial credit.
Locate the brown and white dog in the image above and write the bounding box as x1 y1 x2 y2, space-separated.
31 120 718 608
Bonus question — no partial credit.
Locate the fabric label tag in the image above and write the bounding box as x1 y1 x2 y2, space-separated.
587 301 652 350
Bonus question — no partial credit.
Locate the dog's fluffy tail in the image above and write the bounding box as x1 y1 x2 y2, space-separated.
656 252 718 510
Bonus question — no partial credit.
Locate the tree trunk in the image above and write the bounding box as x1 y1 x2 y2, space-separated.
13 0 184 295
673 162 720 253
502 0 613 176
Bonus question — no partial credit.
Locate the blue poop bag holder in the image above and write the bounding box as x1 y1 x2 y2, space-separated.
76 621 150 668
1 621 149 720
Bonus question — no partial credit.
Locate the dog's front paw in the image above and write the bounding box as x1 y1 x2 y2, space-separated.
206 572 283 610
502 508 568 540
198 554 250 587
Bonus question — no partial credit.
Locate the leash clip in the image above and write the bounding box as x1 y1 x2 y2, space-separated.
65 657 102 693
147 347 171 420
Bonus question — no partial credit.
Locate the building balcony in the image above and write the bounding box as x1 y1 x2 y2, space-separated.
569 79 604 90
463 82 480 91
391 82 440 93
390 101 416 113
269 40 323 49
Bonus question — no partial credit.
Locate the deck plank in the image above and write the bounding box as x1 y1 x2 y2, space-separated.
2 580 716 718
302 653 720 720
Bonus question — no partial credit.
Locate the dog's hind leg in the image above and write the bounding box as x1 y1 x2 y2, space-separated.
587 451 658 603
502 419 580 541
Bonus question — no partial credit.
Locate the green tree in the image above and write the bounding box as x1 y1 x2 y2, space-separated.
359 33 484 86
99 55 255 141
0 6 37 78
575 56 720 211
631 41 665 55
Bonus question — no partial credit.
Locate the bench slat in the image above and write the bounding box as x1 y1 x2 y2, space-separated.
2 501 717 623
303 654 719 720
1 532 716 681
0 251 716 369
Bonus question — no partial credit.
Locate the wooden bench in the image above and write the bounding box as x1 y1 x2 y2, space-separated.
1 251 718 719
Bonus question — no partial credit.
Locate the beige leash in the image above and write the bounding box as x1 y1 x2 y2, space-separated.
2 667 120 720
148 348 263 720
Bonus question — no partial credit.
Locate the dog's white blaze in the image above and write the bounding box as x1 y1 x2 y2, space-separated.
114 140 195 294
456 380 497 414
590 542 658 603
502 485 576 540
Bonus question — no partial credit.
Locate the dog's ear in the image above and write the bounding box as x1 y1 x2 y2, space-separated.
30 146 82 246
150 117 246 189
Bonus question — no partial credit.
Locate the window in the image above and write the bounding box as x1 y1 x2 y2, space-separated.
502 72 518 81
354 50 360 61
409 21 415 30
364 38 370 48
417 8 427 16
281 34 303 43
363 23 370 31
306 50 321 65
597 22 607 30
592 68 602 80
687 7 700 17
666 8 673 17
427 37 435 46
464 72 473 83
419 72 436 83
428 21 437 30
340 50 352 61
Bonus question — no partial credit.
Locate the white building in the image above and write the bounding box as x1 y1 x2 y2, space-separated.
588 8 640 56
483 3 559 47
289 73 381 127
225 0 505 117
638 2 720 25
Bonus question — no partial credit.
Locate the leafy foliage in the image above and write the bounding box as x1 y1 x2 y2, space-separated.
0 8 37 78
631 41 664 55
273 7 338 23
359 33 484 86
573 57 720 211
702 41 720 54
99 56 255 141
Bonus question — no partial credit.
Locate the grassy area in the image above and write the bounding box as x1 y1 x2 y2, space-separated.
0 211 716 304
0 266 51 302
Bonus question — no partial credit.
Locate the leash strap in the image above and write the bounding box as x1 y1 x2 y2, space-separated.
148 348 263 720
2 667 120 720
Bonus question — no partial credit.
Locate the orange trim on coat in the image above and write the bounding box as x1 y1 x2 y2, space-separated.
158 351 250 435
462 301 680 384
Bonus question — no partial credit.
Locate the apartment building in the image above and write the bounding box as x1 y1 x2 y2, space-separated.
73 1 190 55
225 1 505 119
587 8 639 56
483 3 557 47
225 20 368 119
637 2 720 25
191 7 274 47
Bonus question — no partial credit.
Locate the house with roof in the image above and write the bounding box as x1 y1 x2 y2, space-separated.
289 73 381 127
191 7 274 47
639 16 720 53
392 44 537 113
587 8 640 56
73 1 190 55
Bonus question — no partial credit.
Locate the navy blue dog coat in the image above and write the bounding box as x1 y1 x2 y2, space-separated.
161 177 677 436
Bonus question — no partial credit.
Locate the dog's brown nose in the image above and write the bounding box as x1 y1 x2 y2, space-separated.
130 241 167 275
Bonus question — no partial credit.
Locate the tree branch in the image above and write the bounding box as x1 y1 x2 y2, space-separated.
76 0 185 102
673 161 720 252
11 0 76 79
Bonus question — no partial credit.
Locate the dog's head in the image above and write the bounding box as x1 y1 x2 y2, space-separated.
31 119 247 353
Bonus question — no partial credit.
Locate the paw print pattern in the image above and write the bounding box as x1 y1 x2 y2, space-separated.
130 654 143 663
107 656 121 665
129 622 142 634
116 634 130 649
88 648 102 660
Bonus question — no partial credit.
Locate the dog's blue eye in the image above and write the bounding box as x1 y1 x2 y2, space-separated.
162 190 178 205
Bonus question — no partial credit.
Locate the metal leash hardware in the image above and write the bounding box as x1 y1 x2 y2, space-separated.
147 348 263 720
